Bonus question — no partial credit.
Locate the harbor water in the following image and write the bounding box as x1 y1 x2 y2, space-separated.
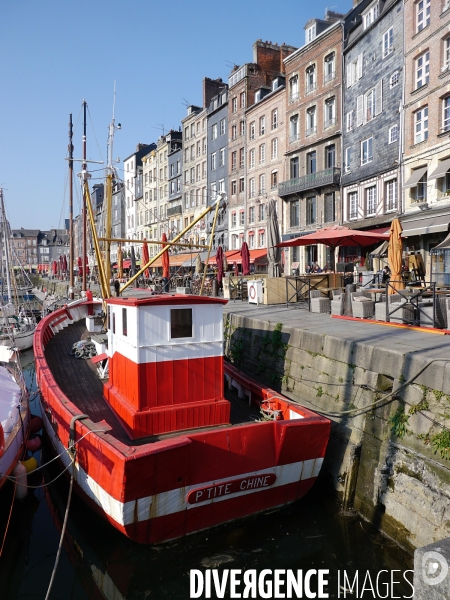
0 351 413 599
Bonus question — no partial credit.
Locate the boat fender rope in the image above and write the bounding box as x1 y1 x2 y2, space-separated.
69 414 89 454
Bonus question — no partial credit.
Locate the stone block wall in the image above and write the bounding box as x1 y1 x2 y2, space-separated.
224 312 450 553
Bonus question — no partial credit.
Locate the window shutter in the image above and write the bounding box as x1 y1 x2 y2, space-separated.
356 95 364 127
346 64 352 88
357 53 363 79
375 79 383 115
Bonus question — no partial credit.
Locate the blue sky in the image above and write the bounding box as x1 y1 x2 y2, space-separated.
1 0 350 230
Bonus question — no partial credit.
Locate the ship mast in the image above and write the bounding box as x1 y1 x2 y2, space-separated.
105 84 120 289
81 100 88 292
68 114 74 299
0 190 13 303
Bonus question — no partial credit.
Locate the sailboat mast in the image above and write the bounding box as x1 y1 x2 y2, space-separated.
82 100 87 292
68 113 74 300
0 190 13 303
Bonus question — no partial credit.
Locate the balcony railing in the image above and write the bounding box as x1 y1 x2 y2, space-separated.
306 126 317 137
324 118 337 129
167 205 182 217
289 132 300 143
278 167 341 197
324 71 336 84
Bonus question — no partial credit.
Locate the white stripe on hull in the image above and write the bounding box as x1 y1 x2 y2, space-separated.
42 409 323 528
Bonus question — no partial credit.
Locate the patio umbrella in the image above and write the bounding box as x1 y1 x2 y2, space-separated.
267 199 281 278
129 247 136 277
241 241 250 276
233 261 239 276
215 246 224 288
195 253 203 274
223 254 228 273
161 232 170 280
142 240 150 278
117 244 123 279
388 218 404 294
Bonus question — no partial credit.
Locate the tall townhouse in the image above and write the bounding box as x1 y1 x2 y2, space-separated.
341 0 403 265
123 143 154 255
181 105 205 244
402 0 450 281
156 137 169 241
11 228 39 270
227 41 297 252
245 74 288 252
142 147 158 254
182 78 224 247
166 130 183 247
111 181 125 264
280 11 344 272
207 82 229 249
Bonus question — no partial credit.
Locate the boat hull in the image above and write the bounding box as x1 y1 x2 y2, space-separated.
35 301 330 544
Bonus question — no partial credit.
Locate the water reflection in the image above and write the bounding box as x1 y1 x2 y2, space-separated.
0 354 413 600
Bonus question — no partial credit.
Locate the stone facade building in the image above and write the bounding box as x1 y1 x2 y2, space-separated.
167 130 183 252
245 74 287 251
401 0 450 279
281 12 344 271
341 0 403 264
207 83 229 250
227 40 297 251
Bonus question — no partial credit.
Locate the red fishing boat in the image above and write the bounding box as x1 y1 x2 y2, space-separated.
34 292 330 544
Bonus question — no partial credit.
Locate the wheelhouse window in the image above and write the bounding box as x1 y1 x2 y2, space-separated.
170 308 193 339
122 308 127 336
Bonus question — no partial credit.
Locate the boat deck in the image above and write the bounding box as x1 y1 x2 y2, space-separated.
45 321 261 447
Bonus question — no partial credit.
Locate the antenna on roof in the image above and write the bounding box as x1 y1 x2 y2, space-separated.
182 98 190 107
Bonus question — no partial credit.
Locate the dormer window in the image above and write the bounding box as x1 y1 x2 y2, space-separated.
306 24 316 44
363 3 379 30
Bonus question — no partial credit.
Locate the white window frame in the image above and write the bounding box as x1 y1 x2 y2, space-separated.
346 110 354 132
416 51 430 89
324 53 335 83
220 118 226 135
390 71 400 88
349 191 358 219
414 106 428 144
249 177 256 197
306 107 317 136
306 65 316 94
324 97 336 128
249 121 256 141
345 147 352 173
289 75 299 102
443 38 450 72
271 138 278 159
211 152 217 170
389 124 399 144
259 144 265 165
212 123 218 140
363 3 379 29
259 173 266 194
386 179 397 211
383 27 394 58
249 148 255 169
272 109 278 130
361 137 373 165
416 0 430 32
306 24 316 44
366 186 377 216
443 97 450 133
346 54 363 88
259 116 266 136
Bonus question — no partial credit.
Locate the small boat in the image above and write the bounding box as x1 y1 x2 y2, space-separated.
0 189 37 351
0 344 30 492
35 293 330 544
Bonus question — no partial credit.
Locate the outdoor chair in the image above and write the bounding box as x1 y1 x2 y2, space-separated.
388 301 415 325
374 293 402 322
418 298 447 329
350 292 374 319
330 291 344 316
309 289 331 314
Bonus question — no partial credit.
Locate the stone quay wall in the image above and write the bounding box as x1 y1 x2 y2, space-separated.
223 309 450 554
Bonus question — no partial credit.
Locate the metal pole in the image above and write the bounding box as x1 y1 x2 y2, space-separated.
68 114 74 299
82 100 87 292
200 197 221 296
